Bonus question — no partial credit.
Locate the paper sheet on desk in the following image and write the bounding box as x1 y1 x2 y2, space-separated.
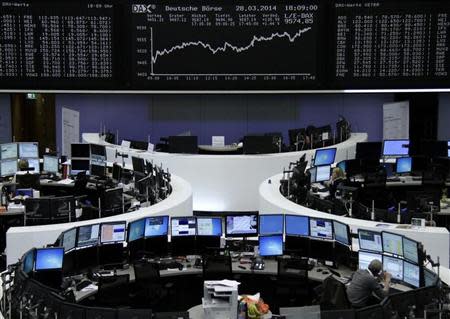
81 284 98 292
57 179 74 185
205 279 240 288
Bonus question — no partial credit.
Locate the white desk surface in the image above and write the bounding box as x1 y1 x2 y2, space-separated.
83 132 367 212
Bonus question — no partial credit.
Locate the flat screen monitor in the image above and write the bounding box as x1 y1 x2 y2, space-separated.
314 148 336 166
358 251 382 270
26 158 40 173
259 235 283 257
132 156 145 173
15 188 33 197
382 232 403 256
309 167 317 183
1 159 18 176
168 136 198 154
112 163 122 181
333 220 350 245
1 143 17 160
171 217 197 237
259 214 284 235
285 215 309 236
35 248 64 271
100 222 126 244
315 165 331 182
90 144 106 157
71 143 90 158
43 155 58 173
62 228 77 252
403 261 420 288
242 135 275 155
128 218 146 242
196 217 222 236
424 269 438 287
145 216 169 237
383 139 409 156
129 140 148 151
19 142 38 158
71 159 90 175
358 230 382 253
403 237 419 264
90 164 106 177
225 214 258 237
337 160 346 173
77 224 100 247
383 255 404 281
396 157 412 174
355 142 382 160
102 188 123 214
22 249 35 273
51 196 74 220
448 141 450 157
309 218 333 240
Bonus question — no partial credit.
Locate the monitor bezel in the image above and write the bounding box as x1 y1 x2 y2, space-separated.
382 231 404 257
224 214 258 238
35 247 65 271
358 250 382 270
395 156 413 174
127 218 146 242
402 236 419 264
1 159 18 177
76 224 100 248
18 142 39 159
403 260 420 288
332 220 351 246
100 221 127 244
314 147 337 166
309 217 334 240
357 229 383 253
61 227 78 252
0 142 18 160
382 254 404 282
315 164 331 182
43 155 59 173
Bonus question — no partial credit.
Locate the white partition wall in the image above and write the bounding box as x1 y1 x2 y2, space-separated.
259 173 450 268
83 132 367 212
6 175 192 266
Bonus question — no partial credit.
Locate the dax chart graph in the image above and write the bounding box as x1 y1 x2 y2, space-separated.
131 2 322 90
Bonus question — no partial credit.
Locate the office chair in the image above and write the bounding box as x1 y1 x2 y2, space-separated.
319 275 350 311
96 274 130 307
202 253 233 281
275 257 310 309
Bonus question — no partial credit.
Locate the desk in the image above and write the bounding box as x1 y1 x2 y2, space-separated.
259 173 450 268
83 132 367 212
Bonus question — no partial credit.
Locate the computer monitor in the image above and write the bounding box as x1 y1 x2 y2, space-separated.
309 239 335 262
168 136 198 154
383 139 409 156
196 217 222 236
1 159 18 176
145 216 169 237
259 235 283 257
35 248 64 271
51 196 74 222
101 188 123 215
337 160 346 173
403 261 420 288
26 158 40 173
225 214 258 237
129 140 149 151
18 142 39 158
382 232 403 256
132 156 145 173
396 157 412 174
424 268 438 287
309 218 333 240
383 255 403 281
22 249 35 274
100 222 126 244
309 167 317 183
285 215 309 236
1 143 17 159
76 224 100 247
358 251 382 270
90 164 106 177
71 143 90 158
62 228 77 252
15 188 33 197
315 165 331 182
333 220 350 246
355 142 382 160
128 218 146 242
358 229 382 253
90 144 106 157
448 141 450 157
242 135 275 154
314 148 336 166
259 214 284 235
43 155 59 173
112 163 122 181
71 159 90 175
171 217 197 237
403 237 419 264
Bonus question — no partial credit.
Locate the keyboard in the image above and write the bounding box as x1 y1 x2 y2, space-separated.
76 280 92 291
157 261 183 270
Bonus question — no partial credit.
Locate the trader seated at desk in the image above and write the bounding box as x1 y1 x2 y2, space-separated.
346 259 391 308
327 167 345 198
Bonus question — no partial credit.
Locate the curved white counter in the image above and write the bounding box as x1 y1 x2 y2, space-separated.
83 132 368 212
6 175 193 266
259 173 450 268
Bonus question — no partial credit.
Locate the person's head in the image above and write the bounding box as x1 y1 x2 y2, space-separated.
18 159 29 171
368 259 383 276
332 167 345 181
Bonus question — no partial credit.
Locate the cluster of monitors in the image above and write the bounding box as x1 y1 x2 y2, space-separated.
21 247 65 273
70 143 107 176
357 229 422 288
305 147 337 183
0 142 47 177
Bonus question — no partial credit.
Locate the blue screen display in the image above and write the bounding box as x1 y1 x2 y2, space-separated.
337 161 346 173
35 248 64 271
396 157 412 174
285 215 309 236
383 140 409 156
447 141 449 157
259 235 283 257
145 216 169 237
259 214 284 235
22 250 34 273
314 148 336 166
128 218 146 242
197 217 222 236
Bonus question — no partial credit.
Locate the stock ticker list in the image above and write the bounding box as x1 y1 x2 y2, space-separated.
0 2 114 85
131 2 321 89
334 1 450 87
